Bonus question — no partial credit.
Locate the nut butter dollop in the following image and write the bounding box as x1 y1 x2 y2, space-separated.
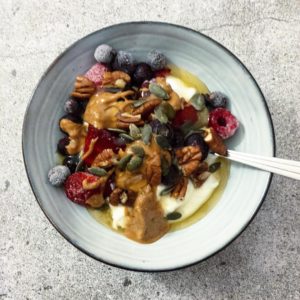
59 119 87 155
83 90 134 129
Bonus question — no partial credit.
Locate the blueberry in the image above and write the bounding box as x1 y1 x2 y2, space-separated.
171 128 185 148
63 155 80 173
94 44 116 64
185 133 209 161
161 165 181 186
146 50 167 71
149 120 174 141
59 114 82 125
48 165 70 186
132 63 153 86
57 137 70 155
112 51 135 74
64 98 82 116
207 92 228 108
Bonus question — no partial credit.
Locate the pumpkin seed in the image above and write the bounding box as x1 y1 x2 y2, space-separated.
166 212 182 220
104 87 123 93
154 106 168 124
209 162 221 173
184 129 206 140
118 154 133 170
160 185 175 196
190 93 205 111
156 135 171 149
129 124 141 140
149 83 170 100
141 124 152 145
88 167 107 176
131 146 145 158
75 159 85 172
132 99 148 108
107 128 127 134
119 133 135 142
161 156 170 176
161 102 175 119
180 121 195 136
127 156 143 171
195 107 209 128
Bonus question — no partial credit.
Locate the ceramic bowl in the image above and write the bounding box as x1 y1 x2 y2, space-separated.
22 22 275 271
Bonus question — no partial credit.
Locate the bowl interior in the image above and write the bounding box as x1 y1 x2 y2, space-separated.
23 22 274 271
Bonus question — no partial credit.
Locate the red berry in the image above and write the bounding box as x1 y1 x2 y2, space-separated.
64 172 101 205
209 108 239 139
83 125 122 166
172 105 198 128
154 67 171 78
85 63 108 85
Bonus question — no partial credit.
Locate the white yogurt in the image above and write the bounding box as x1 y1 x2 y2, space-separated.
166 75 197 101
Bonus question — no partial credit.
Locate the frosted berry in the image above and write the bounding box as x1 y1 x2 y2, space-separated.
147 50 167 71
48 165 70 186
207 92 228 108
209 108 239 139
85 63 108 85
94 44 116 64
112 51 135 74
64 99 82 116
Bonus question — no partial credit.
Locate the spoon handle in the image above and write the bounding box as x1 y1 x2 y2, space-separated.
217 150 300 180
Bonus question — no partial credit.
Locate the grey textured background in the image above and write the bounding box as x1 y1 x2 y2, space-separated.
1 0 300 299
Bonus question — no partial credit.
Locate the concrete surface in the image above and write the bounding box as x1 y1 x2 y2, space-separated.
1 0 300 299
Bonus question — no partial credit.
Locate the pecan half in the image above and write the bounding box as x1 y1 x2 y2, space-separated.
116 112 144 129
171 177 188 199
190 162 210 188
203 127 227 156
132 98 161 116
109 188 137 206
144 152 161 186
92 149 118 168
175 145 202 176
71 76 96 99
102 71 131 87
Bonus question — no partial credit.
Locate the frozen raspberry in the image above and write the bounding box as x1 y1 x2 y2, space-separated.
83 125 123 166
85 63 108 85
209 108 239 139
172 105 198 128
64 172 102 205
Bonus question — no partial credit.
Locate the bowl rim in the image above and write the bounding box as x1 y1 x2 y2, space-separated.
22 21 276 272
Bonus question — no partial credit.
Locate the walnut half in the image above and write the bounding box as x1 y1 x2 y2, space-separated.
92 149 118 168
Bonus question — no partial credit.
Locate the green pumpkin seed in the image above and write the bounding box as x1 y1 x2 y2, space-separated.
209 162 221 173
131 146 145 158
154 106 168 124
75 159 85 172
119 133 135 142
156 135 171 149
129 124 141 140
161 102 175 119
107 128 127 134
88 167 107 176
184 129 206 140
166 212 182 220
190 93 205 111
149 83 170 100
161 156 170 176
132 99 148 108
160 185 175 196
118 154 133 170
127 156 143 172
195 107 209 128
104 87 123 93
141 124 152 145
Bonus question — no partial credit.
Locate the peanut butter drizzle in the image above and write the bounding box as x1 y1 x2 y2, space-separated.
83 90 134 129
59 119 87 155
81 137 98 161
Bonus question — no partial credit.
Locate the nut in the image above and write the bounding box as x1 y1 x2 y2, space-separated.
143 152 161 186
190 162 210 187
109 188 123 206
171 177 188 199
132 98 161 116
175 145 202 176
92 149 118 168
116 112 144 129
102 71 131 86
109 188 137 206
71 76 96 99
203 127 227 156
